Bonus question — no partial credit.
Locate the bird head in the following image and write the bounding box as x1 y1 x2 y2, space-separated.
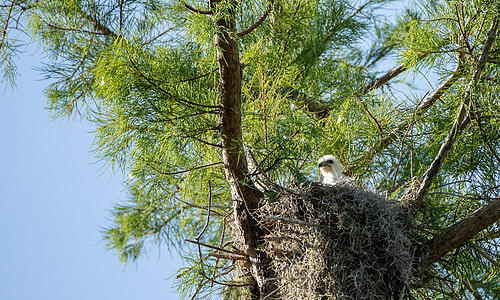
318 155 344 183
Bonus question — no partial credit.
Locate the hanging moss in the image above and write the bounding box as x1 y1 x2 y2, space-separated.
256 180 417 300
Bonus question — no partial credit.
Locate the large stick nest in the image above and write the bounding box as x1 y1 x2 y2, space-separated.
258 180 416 299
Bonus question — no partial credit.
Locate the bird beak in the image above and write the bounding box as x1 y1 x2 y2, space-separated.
318 161 329 167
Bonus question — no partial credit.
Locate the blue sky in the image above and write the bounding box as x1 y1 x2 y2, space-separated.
0 51 183 299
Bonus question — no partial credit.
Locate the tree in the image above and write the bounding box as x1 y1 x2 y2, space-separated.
2 0 500 298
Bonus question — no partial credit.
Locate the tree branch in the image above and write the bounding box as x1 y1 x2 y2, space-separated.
127 56 221 110
185 239 246 257
237 3 271 37
175 67 219 83
423 196 500 266
476 247 500 269
78 9 118 37
182 2 212 15
208 252 249 261
412 16 499 207
416 64 463 114
462 278 483 300
148 161 223 176
362 61 408 94
346 63 463 173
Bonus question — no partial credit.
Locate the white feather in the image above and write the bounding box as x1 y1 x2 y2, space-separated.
318 154 346 184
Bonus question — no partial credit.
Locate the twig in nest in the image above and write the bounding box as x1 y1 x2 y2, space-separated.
265 215 318 227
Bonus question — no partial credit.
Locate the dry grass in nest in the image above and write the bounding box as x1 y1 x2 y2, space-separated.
258 180 415 299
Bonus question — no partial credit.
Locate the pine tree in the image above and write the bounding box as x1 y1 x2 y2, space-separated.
2 0 500 298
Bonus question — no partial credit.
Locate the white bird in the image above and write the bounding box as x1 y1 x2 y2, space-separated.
318 155 346 184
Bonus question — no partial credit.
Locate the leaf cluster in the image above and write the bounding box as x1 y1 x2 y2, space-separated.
2 0 500 298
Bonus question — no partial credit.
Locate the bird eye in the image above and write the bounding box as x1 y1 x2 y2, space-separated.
327 160 333 164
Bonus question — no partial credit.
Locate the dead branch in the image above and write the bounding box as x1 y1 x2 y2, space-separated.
185 239 247 257
196 181 213 241
208 252 249 261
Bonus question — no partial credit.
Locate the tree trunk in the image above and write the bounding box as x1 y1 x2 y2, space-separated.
213 1 276 298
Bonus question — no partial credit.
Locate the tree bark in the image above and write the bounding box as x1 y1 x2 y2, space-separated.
213 1 276 298
423 197 500 266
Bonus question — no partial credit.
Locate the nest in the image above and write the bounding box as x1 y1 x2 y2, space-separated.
258 180 415 300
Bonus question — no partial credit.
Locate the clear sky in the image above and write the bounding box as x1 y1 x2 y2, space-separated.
0 50 183 299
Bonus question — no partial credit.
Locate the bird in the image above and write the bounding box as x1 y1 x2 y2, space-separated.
318 155 346 184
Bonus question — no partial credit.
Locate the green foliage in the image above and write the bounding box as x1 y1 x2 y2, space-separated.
2 0 500 298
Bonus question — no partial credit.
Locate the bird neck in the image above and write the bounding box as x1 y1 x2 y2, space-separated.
323 168 344 183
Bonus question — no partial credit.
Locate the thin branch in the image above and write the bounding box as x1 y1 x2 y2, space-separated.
196 181 212 241
193 136 222 148
359 98 383 136
212 212 233 285
412 16 499 206
152 109 220 123
182 2 212 15
185 239 247 257
208 252 249 261
175 67 219 83
430 180 472 190
426 286 461 299
346 62 462 172
38 18 110 36
470 106 500 164
1 1 14 47
365 59 460 149
127 56 221 110
476 247 500 269
195 181 213 265
461 277 483 300
323 0 374 44
416 64 463 113
79 10 118 37
182 125 220 139
118 0 123 32
149 161 223 176
350 0 374 18
361 62 409 94
143 23 184 45
262 285 281 300
237 4 270 37
391 117 415 192
175 198 227 217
